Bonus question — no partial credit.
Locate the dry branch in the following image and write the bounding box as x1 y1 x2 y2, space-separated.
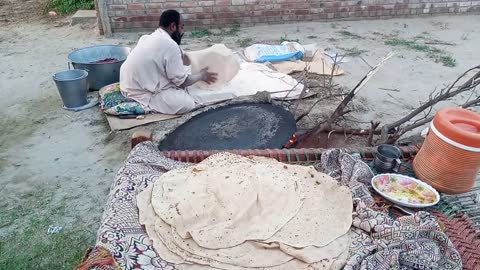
295 93 347 122
367 121 381 146
294 51 345 121
397 95 480 136
296 52 395 146
327 52 395 124
378 65 480 144
379 87 401 92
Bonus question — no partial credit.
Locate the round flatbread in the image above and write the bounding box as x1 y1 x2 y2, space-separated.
151 153 306 249
264 167 352 248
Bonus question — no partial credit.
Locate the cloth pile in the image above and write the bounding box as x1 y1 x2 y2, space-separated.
319 149 463 270
243 42 344 76
137 153 353 269
100 83 146 116
187 61 304 104
244 42 305 63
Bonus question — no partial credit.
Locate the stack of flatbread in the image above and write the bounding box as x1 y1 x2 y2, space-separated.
137 153 353 270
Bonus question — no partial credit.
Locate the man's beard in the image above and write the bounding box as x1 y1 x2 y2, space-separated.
171 31 183 45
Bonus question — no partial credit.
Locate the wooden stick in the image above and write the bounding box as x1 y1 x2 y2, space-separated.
327 51 395 124
379 87 401 92
397 95 480 137
295 93 347 122
367 121 380 146
97 0 112 37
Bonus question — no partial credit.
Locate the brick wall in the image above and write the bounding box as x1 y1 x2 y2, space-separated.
104 0 480 32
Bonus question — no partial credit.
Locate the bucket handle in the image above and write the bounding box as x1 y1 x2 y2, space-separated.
67 62 89 73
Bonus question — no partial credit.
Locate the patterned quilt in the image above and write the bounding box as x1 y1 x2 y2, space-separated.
99 83 146 116
92 142 462 270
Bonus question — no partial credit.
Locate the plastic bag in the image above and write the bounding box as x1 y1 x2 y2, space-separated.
244 42 305 63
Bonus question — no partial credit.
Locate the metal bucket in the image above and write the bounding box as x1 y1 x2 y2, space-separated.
68 45 131 91
53 69 89 109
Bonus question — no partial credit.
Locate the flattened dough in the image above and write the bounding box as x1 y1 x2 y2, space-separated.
276 234 349 264
151 153 305 249
139 181 350 270
264 167 352 248
186 44 240 89
138 154 352 270
170 226 294 268
137 185 188 265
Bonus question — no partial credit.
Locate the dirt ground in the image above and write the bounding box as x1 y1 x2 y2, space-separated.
0 5 479 267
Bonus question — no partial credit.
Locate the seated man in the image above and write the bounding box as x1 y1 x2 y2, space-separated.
120 10 217 115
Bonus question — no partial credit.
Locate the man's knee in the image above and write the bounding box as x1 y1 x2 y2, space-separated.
175 97 195 114
150 90 195 114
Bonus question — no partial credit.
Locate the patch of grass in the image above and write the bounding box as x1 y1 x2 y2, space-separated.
385 37 456 67
0 191 94 269
307 35 318 39
436 55 456 67
280 33 299 43
191 28 212 38
340 47 368 57
223 23 241 36
46 0 94 14
337 30 363 39
236 37 254 48
191 23 241 39
385 38 437 52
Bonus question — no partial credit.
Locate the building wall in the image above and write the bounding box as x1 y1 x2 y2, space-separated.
105 0 480 32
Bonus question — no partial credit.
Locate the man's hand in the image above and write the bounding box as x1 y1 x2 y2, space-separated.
180 68 218 88
200 68 218 85
182 54 191 66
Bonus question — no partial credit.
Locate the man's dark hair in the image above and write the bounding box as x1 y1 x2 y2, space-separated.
159 10 181 28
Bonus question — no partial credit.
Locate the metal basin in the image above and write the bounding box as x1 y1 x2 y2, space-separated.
68 45 131 90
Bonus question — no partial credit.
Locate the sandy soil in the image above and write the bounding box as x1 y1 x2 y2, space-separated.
0 10 479 263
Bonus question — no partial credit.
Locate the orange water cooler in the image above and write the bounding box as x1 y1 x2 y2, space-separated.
413 107 480 194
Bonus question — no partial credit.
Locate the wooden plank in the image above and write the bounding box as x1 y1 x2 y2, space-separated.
96 0 112 37
94 0 103 35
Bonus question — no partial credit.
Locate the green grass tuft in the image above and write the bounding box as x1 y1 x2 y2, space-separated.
224 23 241 36
385 37 456 67
191 28 212 38
46 0 94 14
337 30 363 39
279 33 299 43
236 37 254 48
340 47 368 57
436 55 456 67
191 23 241 39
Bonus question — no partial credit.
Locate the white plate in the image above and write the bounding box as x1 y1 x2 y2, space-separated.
371 174 440 208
